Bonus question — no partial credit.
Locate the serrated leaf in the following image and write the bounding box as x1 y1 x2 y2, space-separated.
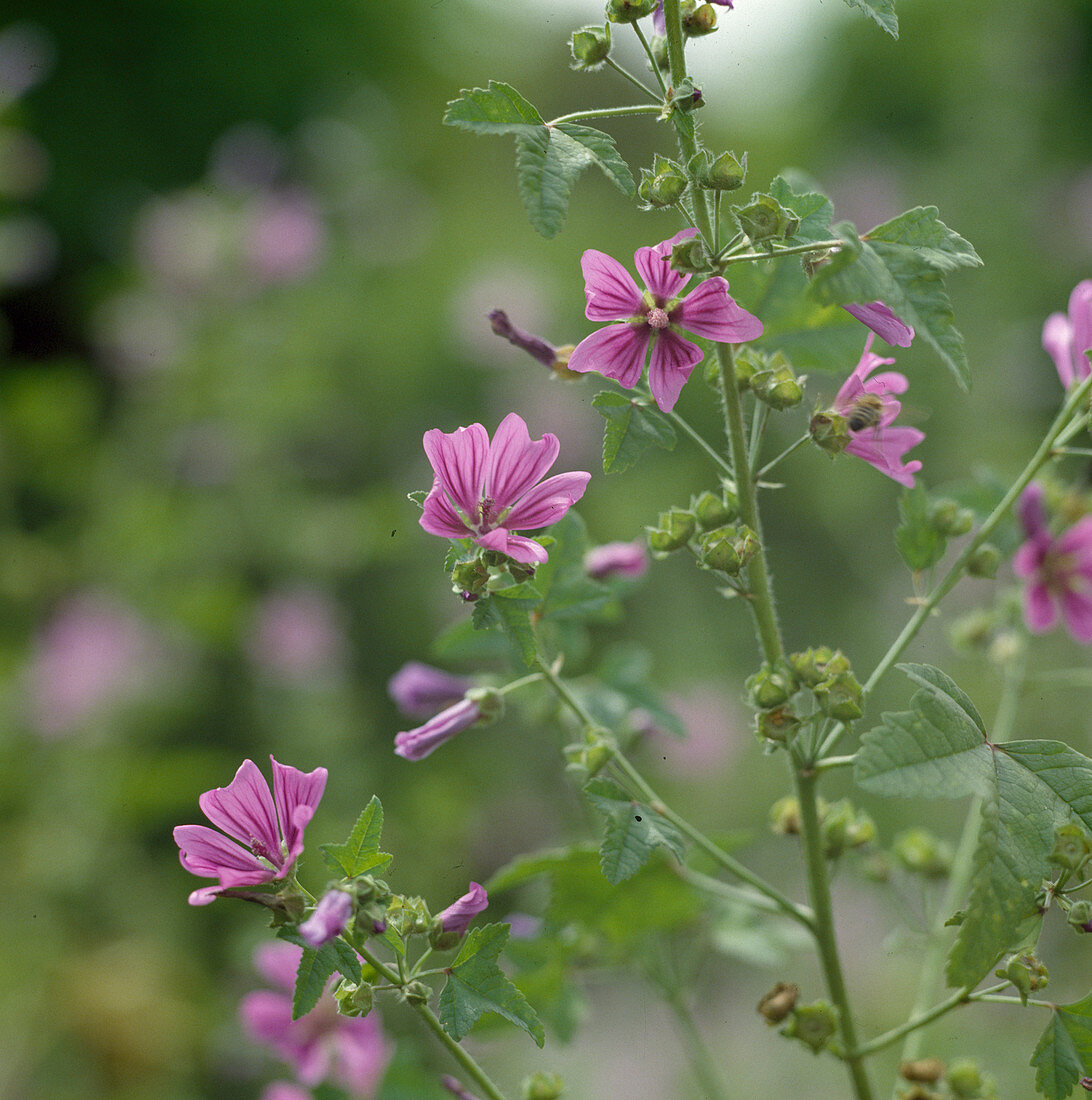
279 928 363 999
842 0 898 37
855 665 1092 986
291 943 336 1019
1031 992 1092 1099
321 796 392 878
895 486 947 573
769 175 834 247
442 80 543 133
438 924 545 1046
809 209 982 389
584 777 685 884
592 391 677 473
472 589 540 666
515 123 633 239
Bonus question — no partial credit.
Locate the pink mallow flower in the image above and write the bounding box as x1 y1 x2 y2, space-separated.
1042 279 1092 389
843 301 915 348
173 756 327 905
394 696 480 761
300 889 354 949
241 942 391 1096
1014 483 1092 643
567 228 762 413
437 882 488 936
420 412 590 565
833 334 923 487
388 661 472 718
583 539 649 580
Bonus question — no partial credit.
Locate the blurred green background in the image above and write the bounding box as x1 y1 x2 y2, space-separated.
1 0 1090 1096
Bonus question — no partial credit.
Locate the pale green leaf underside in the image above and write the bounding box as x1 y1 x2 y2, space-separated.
443 80 544 133
842 0 899 38
592 391 677 474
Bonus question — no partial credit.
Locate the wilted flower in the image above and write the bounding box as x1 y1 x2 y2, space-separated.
300 889 354 949
567 228 762 412
437 882 488 936
387 661 472 717
241 942 391 1095
420 412 590 565
394 697 480 761
842 301 914 347
173 756 327 905
1014 483 1092 643
1042 279 1092 389
832 333 923 487
583 539 649 580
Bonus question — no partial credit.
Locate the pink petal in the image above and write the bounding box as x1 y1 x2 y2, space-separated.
634 229 697 302
1017 484 1048 540
474 528 549 565
1054 517 1092 560
394 697 480 761
254 941 303 990
1024 582 1059 633
835 334 898 406
1068 280 1092 382
239 989 298 1046
332 1015 391 1094
1012 536 1048 579
483 412 560 511
567 323 650 389
197 759 281 861
843 301 915 347
674 276 763 342
504 470 591 531
1043 312 1075 388
580 250 644 321
422 423 489 516
1061 584 1092 643
646 329 703 412
862 370 910 397
845 426 924 487
187 885 226 906
437 881 489 935
271 756 327 866
420 486 471 538
173 823 273 882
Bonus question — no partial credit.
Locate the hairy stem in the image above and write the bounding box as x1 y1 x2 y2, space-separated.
548 104 663 125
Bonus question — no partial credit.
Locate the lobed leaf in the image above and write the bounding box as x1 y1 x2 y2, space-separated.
592 391 677 474
585 777 685 884
321 796 392 878
1031 992 1092 1099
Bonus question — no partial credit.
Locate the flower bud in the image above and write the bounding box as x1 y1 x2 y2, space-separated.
789 646 847 688
570 23 611 69
1048 823 1092 871
757 982 798 1024
683 1 718 35
669 234 714 274
300 888 354 948
735 193 799 244
893 828 953 878
733 352 757 390
688 148 746 191
697 523 751 575
928 499 974 537
638 154 688 208
751 357 804 410
944 1059 987 1098
813 670 864 721
996 953 1048 1005
693 488 739 530
756 705 799 744
605 0 658 23
564 725 616 778
822 800 875 858
450 558 489 599
947 609 995 652
966 543 1000 579
809 410 851 455
782 1000 839 1053
335 977 374 1017
648 507 697 553
662 77 703 116
584 540 648 580
770 795 803 834
521 1072 566 1100
389 661 472 717
746 661 798 709
402 980 431 1006
901 1058 945 1083
1066 899 1092 933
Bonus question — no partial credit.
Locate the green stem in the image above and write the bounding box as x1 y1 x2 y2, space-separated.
967 990 1053 1009
755 434 810 480
852 985 974 1060
631 21 668 97
677 864 796 917
604 56 662 102
796 770 875 1100
664 987 732 1100
548 104 663 125
719 239 844 265
814 754 856 772
666 406 735 480
747 400 770 472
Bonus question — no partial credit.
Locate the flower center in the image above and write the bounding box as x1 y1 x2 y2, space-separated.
646 307 669 330
475 496 498 529
249 836 276 864
1042 549 1076 591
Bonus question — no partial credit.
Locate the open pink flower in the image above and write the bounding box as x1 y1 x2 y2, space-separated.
420 412 590 565
241 942 391 1096
1043 279 1092 389
173 756 327 905
568 229 762 413
437 882 488 936
843 301 914 348
1014 483 1092 643
833 334 923 487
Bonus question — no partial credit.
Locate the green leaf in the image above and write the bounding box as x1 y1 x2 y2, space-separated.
321 796 392 878
842 0 898 38
472 588 540 666
769 175 834 247
442 81 544 134
533 512 614 624
894 486 947 573
437 924 545 1046
584 777 685 884
809 209 982 389
855 664 1092 986
516 124 634 239
1031 992 1092 1099
291 943 336 1019
592 391 677 474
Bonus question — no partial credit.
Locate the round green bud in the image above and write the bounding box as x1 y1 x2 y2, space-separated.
769 795 803 834
637 154 688 208
1067 899 1092 933
966 543 1000 579
670 235 713 274
944 1059 986 1098
648 507 697 553
522 1072 566 1100
693 488 738 529
809 411 851 455
735 193 800 243
746 661 797 709
335 978 374 1017
756 705 799 745
605 0 659 24
928 499 974 537
1048 823 1092 871
751 362 804 410
683 2 718 36
782 1000 839 1052
570 24 611 68
402 980 432 1006
892 828 953 878
813 670 864 721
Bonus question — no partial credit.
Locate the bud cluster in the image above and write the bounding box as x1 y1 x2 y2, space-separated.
733 192 800 245
769 795 875 858
450 549 538 600
646 490 758 581
789 646 864 721
735 348 805 409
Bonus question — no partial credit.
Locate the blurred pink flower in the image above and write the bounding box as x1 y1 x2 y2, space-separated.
242 941 391 1096
300 889 353 949
261 1084 312 1100
394 697 479 762
1014 483 1092 643
245 191 325 283
420 412 590 565
173 756 327 905
568 229 762 412
1042 279 1092 389
842 301 914 347
25 593 163 737
583 539 649 580
834 334 923 487
387 661 471 718
248 589 345 681
437 882 488 936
